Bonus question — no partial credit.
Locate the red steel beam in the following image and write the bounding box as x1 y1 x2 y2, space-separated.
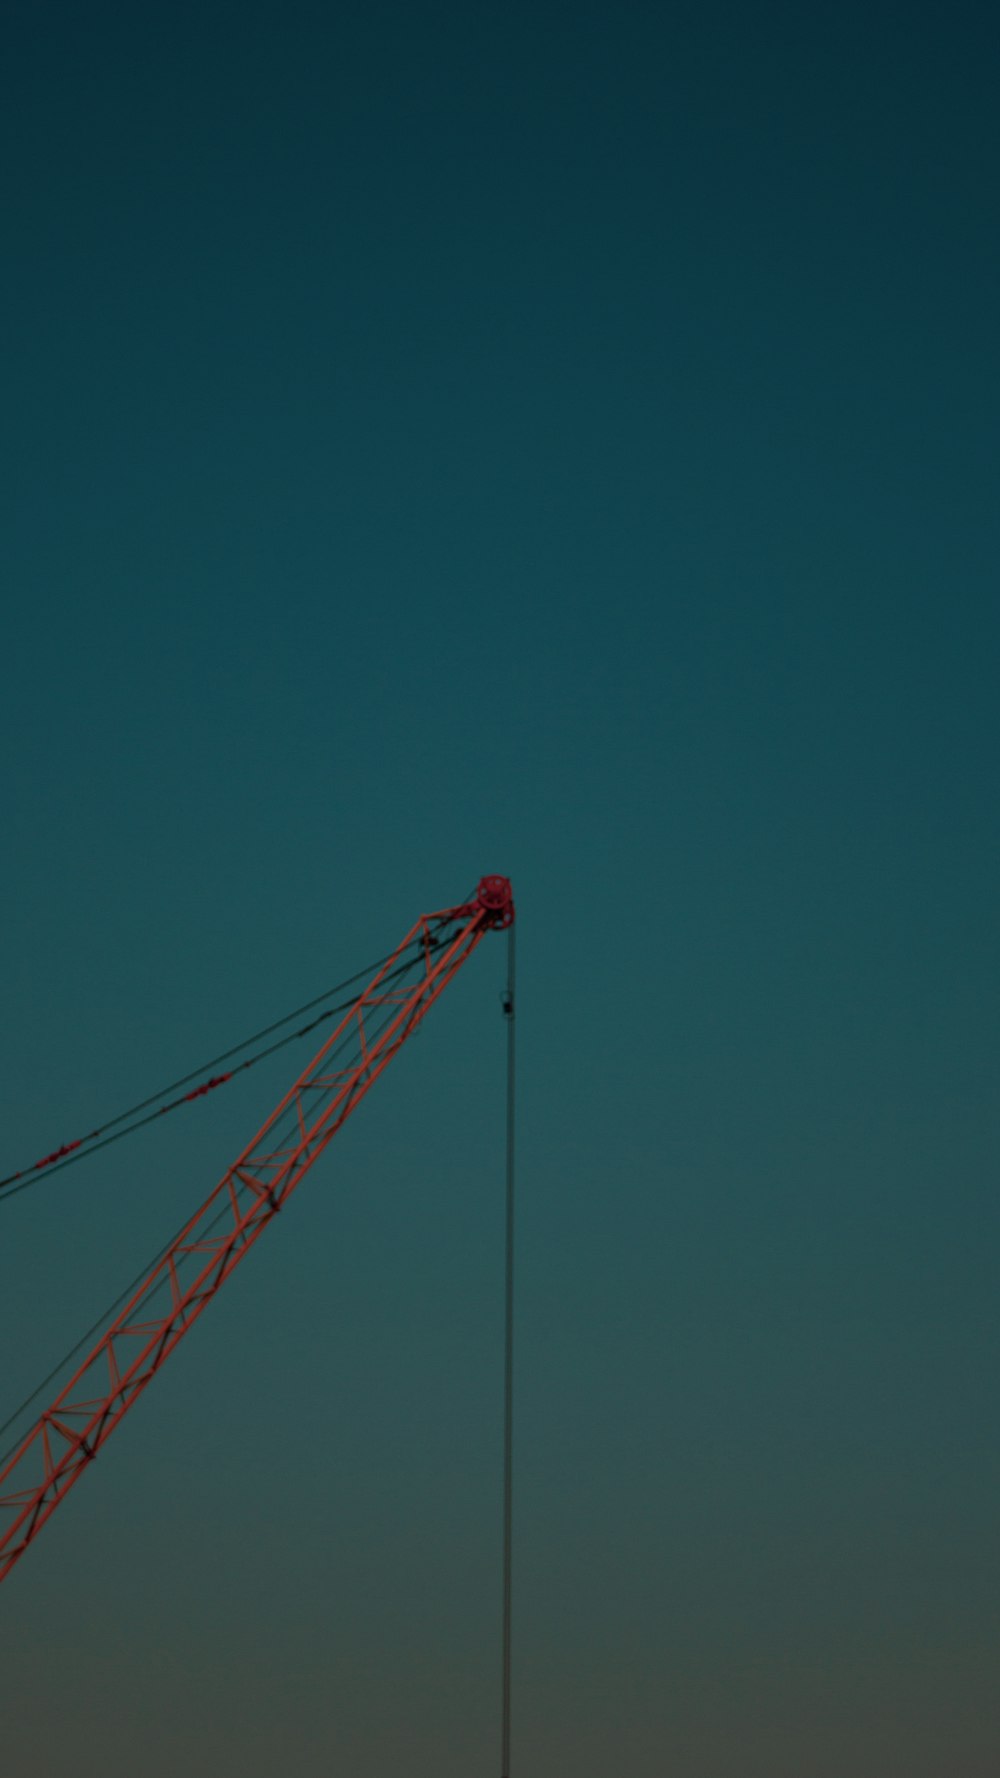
0 876 514 1585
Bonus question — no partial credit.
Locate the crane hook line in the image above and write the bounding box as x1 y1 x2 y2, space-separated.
501 919 516 1778
0 912 469 1205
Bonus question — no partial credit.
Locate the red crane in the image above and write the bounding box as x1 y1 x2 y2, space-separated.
0 875 514 1586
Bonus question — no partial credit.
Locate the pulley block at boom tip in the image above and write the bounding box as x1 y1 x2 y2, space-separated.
0 873 513 1586
471 875 515 928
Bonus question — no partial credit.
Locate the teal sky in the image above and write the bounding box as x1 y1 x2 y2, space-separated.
1 4 999 1774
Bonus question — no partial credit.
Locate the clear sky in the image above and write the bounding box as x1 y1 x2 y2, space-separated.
1 4 998 1775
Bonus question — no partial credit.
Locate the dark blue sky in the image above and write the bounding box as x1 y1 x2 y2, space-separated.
1 4 999 1774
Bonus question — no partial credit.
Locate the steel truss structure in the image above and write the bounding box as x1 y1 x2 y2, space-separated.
0 876 514 1585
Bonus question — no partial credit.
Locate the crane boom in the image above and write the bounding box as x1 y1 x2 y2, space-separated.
0 876 514 1586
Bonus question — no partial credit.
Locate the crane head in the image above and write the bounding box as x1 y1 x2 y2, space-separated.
476 876 515 928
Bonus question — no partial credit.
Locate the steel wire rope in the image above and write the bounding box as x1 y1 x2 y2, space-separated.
0 952 422 1209
0 1223 192 1467
0 968 437 1465
0 935 432 1195
0 914 473 1464
501 920 516 1778
184 907 473 1177
0 981 423 1464
201 890 480 1165
201 945 434 1188
253 920 467 1160
0 911 467 1207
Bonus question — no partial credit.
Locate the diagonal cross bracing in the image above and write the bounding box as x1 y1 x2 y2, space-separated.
0 881 513 1584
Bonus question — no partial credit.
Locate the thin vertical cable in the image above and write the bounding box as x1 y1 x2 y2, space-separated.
501 921 516 1777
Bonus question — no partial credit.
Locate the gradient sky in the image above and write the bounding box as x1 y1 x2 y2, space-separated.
1 4 999 1775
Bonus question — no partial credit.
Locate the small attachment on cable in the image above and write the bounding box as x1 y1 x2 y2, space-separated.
501 989 513 1018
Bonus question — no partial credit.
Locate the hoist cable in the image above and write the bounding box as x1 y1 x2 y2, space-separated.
501 919 516 1778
